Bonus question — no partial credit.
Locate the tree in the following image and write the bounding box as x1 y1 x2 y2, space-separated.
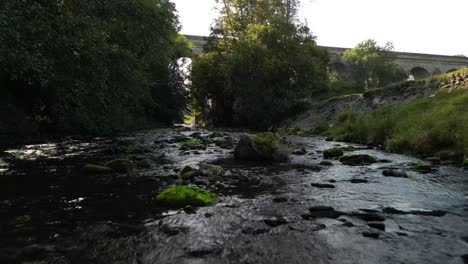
342 39 406 89
192 0 328 129
0 0 191 138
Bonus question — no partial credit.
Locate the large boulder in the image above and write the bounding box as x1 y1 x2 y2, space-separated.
234 133 289 162
340 154 377 166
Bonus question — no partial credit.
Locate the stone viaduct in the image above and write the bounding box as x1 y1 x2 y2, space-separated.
185 35 468 80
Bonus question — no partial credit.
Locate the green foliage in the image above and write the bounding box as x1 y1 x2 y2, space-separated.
155 186 217 207
191 0 329 129
342 39 406 89
0 0 192 139
327 88 468 158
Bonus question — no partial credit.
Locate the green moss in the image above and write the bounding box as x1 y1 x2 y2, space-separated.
463 160 468 167
82 164 113 174
413 163 432 173
340 154 377 165
323 148 344 159
319 161 333 166
252 133 284 144
104 159 134 173
182 138 202 147
155 186 217 207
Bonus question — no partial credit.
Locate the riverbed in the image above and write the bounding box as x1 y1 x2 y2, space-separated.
0 128 467 264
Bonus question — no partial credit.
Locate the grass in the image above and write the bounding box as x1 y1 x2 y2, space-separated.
325 89 468 159
155 186 217 207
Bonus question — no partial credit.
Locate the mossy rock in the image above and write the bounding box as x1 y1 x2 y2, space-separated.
319 161 333 166
323 148 344 159
234 133 289 162
155 186 217 207
82 164 113 174
199 163 223 177
463 160 468 168
181 138 205 150
181 171 196 180
340 154 377 166
413 163 432 173
104 159 135 173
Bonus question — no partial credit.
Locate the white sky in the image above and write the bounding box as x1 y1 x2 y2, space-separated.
172 0 468 56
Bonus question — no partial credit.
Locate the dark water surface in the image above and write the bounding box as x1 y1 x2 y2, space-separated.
0 128 467 264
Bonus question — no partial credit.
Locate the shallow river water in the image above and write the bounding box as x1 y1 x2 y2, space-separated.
0 128 467 264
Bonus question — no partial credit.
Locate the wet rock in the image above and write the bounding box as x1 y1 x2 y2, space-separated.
396 232 408 236
319 161 333 166
359 209 380 213
412 163 433 173
181 166 194 174
82 164 113 174
311 183 335 189
21 244 56 259
224 170 233 177
368 222 386 231
378 159 392 163
352 213 385 222
340 155 377 166
342 221 355 227
204 213 213 218
273 197 288 203
264 217 289 227
309 206 343 218
208 131 225 138
382 207 447 217
462 254 468 264
215 136 234 149
104 159 135 173
328 179 337 183
293 148 307 155
323 148 344 159
349 179 368 183
172 135 190 142
180 138 206 150
183 205 196 214
382 169 408 178
155 186 217 207
426 157 441 165
234 133 289 162
242 227 270 235
199 163 223 177
362 232 380 239
194 178 210 187
136 158 152 168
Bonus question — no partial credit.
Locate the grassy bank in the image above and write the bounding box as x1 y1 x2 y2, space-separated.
324 82 467 164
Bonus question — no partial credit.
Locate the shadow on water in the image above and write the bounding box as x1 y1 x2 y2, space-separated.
0 129 467 264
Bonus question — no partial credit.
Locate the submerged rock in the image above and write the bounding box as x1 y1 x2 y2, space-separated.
82 164 113 174
340 155 377 166
155 186 217 207
368 222 385 231
323 148 344 159
104 159 135 173
412 163 433 173
382 169 408 178
349 179 368 183
319 161 333 166
199 163 223 177
309 206 344 218
311 183 335 189
362 231 380 239
234 133 289 162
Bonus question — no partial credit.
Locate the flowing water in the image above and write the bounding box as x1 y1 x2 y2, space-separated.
0 128 467 264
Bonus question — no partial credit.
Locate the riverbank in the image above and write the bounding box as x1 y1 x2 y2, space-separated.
288 69 468 165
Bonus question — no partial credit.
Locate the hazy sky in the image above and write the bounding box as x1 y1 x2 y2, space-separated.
172 0 468 56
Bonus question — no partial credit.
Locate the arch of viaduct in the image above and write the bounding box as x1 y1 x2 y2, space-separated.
185 35 468 80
